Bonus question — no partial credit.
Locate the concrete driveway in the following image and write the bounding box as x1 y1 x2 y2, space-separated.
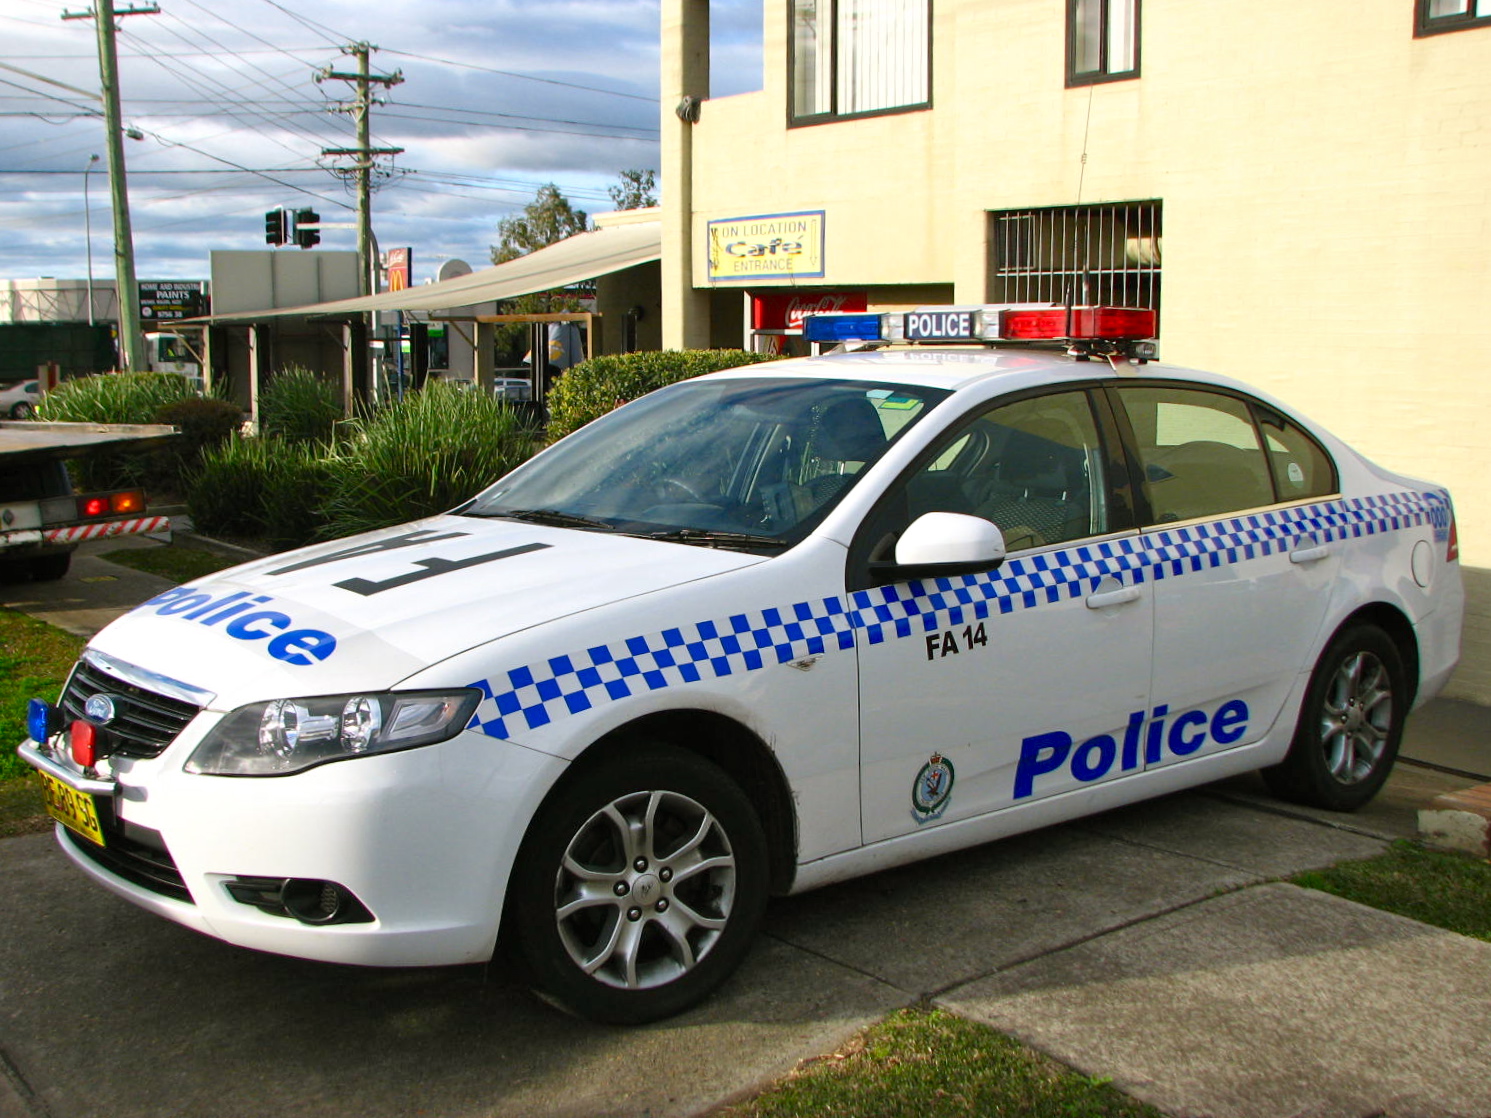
7 773 1489 1118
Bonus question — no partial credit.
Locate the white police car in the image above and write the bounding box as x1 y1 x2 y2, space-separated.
21 305 1463 1023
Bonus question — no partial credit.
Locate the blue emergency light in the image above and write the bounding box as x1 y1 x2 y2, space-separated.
28 698 62 744
802 312 886 344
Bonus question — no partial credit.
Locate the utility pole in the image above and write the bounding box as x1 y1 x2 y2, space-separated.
317 43 403 297
62 0 158 373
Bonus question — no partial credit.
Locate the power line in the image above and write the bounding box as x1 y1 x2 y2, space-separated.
378 47 657 103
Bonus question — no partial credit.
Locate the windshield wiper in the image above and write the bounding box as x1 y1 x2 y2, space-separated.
472 507 616 531
643 528 785 551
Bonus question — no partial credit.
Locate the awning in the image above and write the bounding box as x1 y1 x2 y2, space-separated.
199 220 661 324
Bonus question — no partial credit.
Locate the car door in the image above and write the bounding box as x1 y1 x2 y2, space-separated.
1108 383 1342 773
853 386 1154 843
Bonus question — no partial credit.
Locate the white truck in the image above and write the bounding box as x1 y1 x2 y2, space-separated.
143 332 202 382
0 421 177 581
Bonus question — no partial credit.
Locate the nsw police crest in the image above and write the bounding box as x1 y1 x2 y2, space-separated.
911 752 955 823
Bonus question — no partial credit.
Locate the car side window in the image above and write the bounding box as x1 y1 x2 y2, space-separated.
1117 386 1275 524
1255 403 1338 501
878 390 1110 554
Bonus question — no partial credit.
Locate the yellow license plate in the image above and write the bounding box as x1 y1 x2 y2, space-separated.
39 770 105 847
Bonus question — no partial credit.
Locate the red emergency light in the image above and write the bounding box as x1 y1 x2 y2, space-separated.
70 720 99 768
998 306 1157 342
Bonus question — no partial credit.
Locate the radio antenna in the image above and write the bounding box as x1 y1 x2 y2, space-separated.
1067 86 1098 333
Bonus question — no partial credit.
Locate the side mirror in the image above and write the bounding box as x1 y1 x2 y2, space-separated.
871 512 1007 584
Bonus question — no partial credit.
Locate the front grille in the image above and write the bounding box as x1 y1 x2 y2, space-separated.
59 657 201 759
63 817 193 904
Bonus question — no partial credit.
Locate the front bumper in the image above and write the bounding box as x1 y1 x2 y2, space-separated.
20 726 566 967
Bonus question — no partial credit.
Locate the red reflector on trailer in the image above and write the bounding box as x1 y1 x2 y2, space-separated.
75 490 146 519
1447 512 1459 563
1000 306 1157 341
110 490 145 515
70 721 98 768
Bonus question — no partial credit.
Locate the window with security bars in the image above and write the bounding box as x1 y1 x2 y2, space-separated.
988 201 1162 331
1416 0 1491 35
1067 0 1140 86
790 0 931 124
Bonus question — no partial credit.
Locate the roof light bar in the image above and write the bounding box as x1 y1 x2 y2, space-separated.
800 304 1158 357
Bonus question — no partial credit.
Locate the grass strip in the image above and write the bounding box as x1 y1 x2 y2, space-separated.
0 608 85 782
712 1006 1162 1118
1292 838 1491 943
99 545 238 584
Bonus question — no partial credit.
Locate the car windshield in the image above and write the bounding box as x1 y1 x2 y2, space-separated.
463 376 947 551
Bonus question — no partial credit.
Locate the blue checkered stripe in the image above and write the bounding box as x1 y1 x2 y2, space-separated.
465 489 1441 740
849 535 1149 645
467 600 857 740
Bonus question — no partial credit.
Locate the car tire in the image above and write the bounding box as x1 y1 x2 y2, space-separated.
11 401 35 419
510 744 768 1024
1262 624 1406 812
29 552 71 581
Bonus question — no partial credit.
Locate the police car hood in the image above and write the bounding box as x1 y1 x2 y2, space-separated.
90 514 764 706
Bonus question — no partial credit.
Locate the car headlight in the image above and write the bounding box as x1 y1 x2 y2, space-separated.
186 690 481 777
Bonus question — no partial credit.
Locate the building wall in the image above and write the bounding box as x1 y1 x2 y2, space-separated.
677 0 1491 703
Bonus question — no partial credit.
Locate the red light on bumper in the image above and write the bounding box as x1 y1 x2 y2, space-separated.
70 721 98 768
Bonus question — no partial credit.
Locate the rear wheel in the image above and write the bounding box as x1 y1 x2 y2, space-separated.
1262 625 1406 811
510 745 768 1024
10 400 35 419
29 552 71 581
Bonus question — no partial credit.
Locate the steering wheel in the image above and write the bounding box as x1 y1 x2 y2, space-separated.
657 477 705 502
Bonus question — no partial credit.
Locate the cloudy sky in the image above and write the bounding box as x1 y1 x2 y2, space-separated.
0 0 762 285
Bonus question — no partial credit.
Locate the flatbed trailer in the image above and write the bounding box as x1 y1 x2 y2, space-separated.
1 420 178 581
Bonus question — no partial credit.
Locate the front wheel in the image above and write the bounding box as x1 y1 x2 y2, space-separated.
11 401 35 420
510 745 768 1024
1262 625 1407 811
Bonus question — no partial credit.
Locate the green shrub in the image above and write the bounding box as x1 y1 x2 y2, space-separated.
154 396 243 476
546 349 783 441
259 366 344 443
186 436 336 551
36 371 200 424
316 380 542 540
36 372 206 494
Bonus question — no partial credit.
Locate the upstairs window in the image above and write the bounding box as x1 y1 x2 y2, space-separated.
1067 0 1139 86
1416 0 1491 35
790 0 931 125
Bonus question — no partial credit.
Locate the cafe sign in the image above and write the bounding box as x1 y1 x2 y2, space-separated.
707 211 825 281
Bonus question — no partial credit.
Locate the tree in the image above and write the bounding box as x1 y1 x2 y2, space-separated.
488 184 592 364
490 184 589 265
608 168 657 211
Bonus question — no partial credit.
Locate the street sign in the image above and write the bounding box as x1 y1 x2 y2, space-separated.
138 281 208 322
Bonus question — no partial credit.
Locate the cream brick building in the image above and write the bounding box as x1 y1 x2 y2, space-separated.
660 0 1491 705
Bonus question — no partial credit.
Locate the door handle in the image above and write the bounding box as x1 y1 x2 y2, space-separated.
1086 584 1141 609
1289 542 1330 564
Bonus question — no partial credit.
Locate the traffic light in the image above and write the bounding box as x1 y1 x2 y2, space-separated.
264 208 288 246
293 208 320 249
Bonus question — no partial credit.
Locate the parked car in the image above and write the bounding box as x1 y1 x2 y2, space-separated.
0 379 40 419
492 377 532 402
22 305 1463 1024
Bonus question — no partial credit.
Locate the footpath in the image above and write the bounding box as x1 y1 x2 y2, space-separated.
2 533 1490 1118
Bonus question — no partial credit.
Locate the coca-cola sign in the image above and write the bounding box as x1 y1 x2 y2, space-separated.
752 291 868 331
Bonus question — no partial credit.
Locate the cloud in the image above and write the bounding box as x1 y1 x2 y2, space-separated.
0 0 762 284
